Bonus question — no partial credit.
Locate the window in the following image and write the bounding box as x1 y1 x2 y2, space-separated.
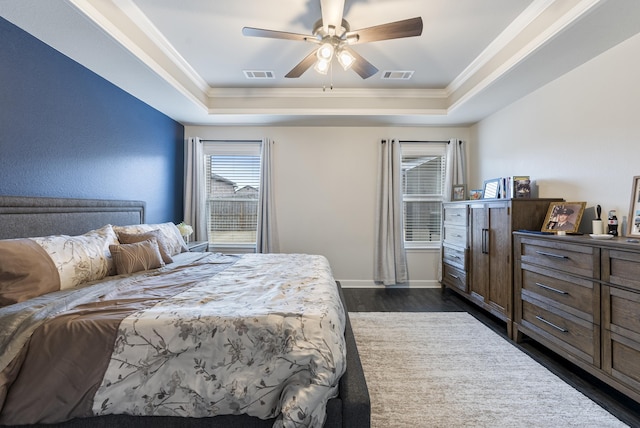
401 142 447 248
203 141 261 252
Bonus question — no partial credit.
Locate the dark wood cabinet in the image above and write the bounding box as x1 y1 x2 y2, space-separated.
469 202 511 320
443 199 561 338
514 233 640 404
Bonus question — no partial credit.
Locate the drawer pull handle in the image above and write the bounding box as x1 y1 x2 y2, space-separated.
535 250 569 259
535 282 568 295
448 273 460 279
450 255 460 259
482 228 489 254
535 315 568 333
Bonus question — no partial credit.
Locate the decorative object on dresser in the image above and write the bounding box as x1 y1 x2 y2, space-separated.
512 176 531 198
541 201 586 233
482 178 501 199
628 175 640 237
441 198 563 338
513 232 640 406
452 184 466 201
469 189 483 200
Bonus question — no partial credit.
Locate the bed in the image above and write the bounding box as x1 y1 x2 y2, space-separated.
0 196 370 428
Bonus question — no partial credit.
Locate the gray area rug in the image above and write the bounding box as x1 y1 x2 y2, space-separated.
349 312 627 428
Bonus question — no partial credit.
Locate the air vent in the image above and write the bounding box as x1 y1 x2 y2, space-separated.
381 70 414 80
243 70 275 79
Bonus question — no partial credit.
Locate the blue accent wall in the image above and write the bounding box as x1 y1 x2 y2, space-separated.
0 17 184 224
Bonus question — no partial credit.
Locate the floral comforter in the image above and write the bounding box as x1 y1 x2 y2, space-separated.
0 252 346 427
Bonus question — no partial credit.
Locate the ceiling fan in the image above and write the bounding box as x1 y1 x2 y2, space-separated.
242 0 423 79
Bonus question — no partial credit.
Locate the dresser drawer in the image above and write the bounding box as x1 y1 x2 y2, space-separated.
520 263 598 323
604 286 640 342
519 238 599 278
444 205 467 226
602 281 640 395
443 244 466 270
443 225 467 248
603 249 640 292
521 298 599 366
442 263 467 293
603 330 640 394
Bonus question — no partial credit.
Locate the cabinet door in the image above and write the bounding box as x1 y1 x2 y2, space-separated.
487 204 511 314
469 203 511 317
469 205 488 300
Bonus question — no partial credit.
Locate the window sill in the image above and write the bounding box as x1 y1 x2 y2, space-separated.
405 244 441 252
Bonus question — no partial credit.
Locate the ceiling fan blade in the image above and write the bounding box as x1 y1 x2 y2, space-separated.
242 27 311 42
347 17 423 44
285 50 318 78
320 0 345 31
344 47 378 79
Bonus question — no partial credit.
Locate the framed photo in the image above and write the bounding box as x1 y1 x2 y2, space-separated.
469 189 483 200
452 184 466 201
627 176 640 236
482 178 501 199
541 202 586 233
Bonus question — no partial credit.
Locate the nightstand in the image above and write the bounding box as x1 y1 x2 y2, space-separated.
186 241 208 252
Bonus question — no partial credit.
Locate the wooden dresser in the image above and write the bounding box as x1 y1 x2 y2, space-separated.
442 199 561 338
513 232 640 404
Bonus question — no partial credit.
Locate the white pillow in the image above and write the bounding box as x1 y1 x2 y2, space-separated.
30 224 119 290
114 222 188 256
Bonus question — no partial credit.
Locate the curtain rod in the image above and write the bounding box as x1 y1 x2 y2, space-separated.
399 140 449 143
382 140 450 144
200 139 263 143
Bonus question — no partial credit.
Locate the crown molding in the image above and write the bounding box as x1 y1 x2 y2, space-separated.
65 0 608 123
207 87 448 99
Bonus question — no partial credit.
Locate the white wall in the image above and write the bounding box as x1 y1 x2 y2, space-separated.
185 126 470 288
470 32 640 232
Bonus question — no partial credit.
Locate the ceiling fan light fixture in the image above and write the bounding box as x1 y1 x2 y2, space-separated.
316 42 335 61
337 48 355 71
314 58 330 75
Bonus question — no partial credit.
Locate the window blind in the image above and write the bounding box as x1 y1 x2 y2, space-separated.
401 142 447 247
202 141 261 249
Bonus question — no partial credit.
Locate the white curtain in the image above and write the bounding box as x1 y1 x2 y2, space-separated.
374 139 408 285
444 138 467 201
183 137 207 242
438 138 467 281
257 138 278 253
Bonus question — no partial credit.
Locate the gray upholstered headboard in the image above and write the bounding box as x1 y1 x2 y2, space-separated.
0 196 145 239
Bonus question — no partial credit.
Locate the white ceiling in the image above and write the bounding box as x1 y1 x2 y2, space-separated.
2 0 640 126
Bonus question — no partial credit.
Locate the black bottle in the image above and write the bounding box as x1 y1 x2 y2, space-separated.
608 210 618 236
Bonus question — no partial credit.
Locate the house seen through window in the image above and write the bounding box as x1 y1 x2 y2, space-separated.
203 141 261 252
401 142 447 248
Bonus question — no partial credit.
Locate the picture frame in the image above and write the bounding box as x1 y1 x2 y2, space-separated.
482 178 501 199
469 189 483 200
627 176 640 237
541 202 586 233
452 184 466 201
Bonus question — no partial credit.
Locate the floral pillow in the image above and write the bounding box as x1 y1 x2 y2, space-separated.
114 222 188 256
30 224 119 290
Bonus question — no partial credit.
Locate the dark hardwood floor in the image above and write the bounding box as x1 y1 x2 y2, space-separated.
342 287 640 428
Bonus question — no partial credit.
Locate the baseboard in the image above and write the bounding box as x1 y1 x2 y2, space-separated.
338 279 442 288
